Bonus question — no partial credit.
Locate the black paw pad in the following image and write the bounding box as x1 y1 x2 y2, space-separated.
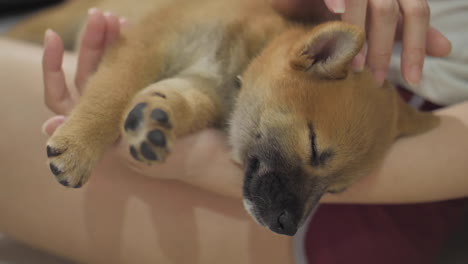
59 180 69 187
147 129 166 147
129 146 140 161
46 145 62 157
49 163 62 176
140 142 157 161
124 103 147 131
151 109 169 123
72 181 83 189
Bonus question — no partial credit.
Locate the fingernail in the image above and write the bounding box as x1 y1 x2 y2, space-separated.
406 65 422 86
119 17 129 27
41 116 65 136
373 70 386 87
41 119 51 136
103 11 113 17
331 0 346 13
88 7 99 15
446 39 452 56
44 29 54 44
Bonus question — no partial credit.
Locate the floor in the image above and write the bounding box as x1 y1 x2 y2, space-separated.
0 234 74 264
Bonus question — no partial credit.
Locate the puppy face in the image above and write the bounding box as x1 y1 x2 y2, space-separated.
229 22 438 236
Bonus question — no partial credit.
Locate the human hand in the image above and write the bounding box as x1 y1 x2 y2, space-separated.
42 8 127 115
41 9 243 192
271 0 452 86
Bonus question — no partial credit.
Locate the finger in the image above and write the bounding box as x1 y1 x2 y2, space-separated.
397 24 452 57
103 11 120 46
271 0 312 15
323 0 346 13
75 8 107 93
43 29 73 115
351 44 367 72
426 26 451 57
367 0 400 86
340 0 368 71
271 0 336 20
119 17 130 28
41 116 66 137
399 0 430 86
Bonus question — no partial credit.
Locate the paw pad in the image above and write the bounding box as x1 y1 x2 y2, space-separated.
151 108 171 129
46 145 62 157
147 129 166 147
151 109 168 122
123 96 174 164
124 103 147 131
129 146 140 161
58 179 83 189
140 142 158 161
59 180 69 187
73 181 83 189
49 163 62 176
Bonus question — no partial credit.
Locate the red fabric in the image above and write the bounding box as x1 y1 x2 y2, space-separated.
304 87 466 264
396 86 443 111
304 201 466 264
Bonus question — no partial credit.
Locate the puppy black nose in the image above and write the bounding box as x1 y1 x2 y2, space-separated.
268 211 298 236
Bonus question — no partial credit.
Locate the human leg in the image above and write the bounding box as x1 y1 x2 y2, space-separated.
0 38 293 264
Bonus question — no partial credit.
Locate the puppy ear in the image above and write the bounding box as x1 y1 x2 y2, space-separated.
289 22 365 79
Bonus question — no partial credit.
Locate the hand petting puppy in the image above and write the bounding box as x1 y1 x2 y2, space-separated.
271 0 452 86
42 8 127 117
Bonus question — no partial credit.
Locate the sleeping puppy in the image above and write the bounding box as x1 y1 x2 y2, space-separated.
7 0 438 236
230 23 438 235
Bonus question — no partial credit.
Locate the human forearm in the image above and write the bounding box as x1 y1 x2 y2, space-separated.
169 102 468 204
323 102 468 204
117 129 246 199
0 37 294 264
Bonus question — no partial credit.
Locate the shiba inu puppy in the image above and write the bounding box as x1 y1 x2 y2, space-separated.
7 0 438 236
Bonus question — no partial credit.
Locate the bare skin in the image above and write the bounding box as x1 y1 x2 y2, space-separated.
0 8 466 264
0 40 293 264
0 11 294 264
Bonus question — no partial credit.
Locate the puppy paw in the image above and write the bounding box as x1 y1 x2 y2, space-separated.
123 98 174 164
46 135 99 188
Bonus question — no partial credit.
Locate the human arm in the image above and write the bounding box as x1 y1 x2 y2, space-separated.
127 103 468 204
0 37 293 264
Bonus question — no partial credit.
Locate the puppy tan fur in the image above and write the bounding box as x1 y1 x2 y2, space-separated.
7 0 438 236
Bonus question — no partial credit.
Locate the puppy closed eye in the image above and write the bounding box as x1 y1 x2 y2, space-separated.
308 123 333 167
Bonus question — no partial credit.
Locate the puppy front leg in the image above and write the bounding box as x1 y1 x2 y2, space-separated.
46 41 164 188
122 75 223 164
